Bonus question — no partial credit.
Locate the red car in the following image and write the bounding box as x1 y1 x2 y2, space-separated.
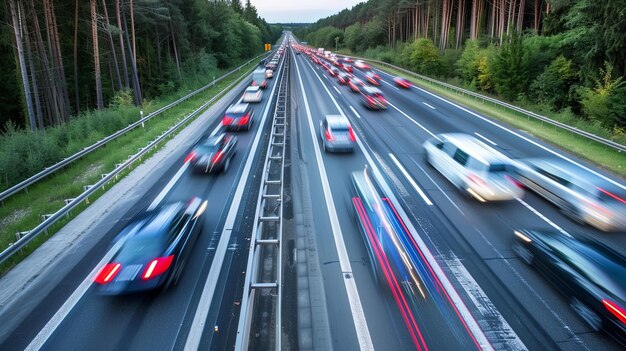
365 72 379 86
354 60 371 70
343 64 353 73
393 77 412 89
348 77 366 93
337 73 350 85
328 67 339 77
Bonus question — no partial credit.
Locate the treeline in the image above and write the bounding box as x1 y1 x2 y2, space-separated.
298 0 626 130
1 0 281 131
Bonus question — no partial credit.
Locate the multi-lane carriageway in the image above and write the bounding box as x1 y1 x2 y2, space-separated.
1 33 625 350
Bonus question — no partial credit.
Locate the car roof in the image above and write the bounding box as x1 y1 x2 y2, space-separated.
135 203 183 238
362 86 382 94
245 86 260 92
202 134 224 146
226 103 249 113
324 114 350 127
439 133 510 164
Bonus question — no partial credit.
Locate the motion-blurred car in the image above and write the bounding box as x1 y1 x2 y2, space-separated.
361 86 387 110
94 198 207 295
222 103 254 131
337 72 350 85
328 67 339 77
354 60 371 70
265 69 274 79
393 77 412 89
242 86 262 103
319 114 356 152
187 133 237 174
423 133 523 201
348 77 366 93
513 229 626 344
515 158 626 231
365 71 380 86
343 64 353 73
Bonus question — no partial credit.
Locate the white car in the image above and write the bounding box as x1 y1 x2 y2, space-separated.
242 86 262 103
265 69 274 79
423 133 523 202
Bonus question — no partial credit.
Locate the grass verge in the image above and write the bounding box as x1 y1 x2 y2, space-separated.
374 64 626 179
0 59 258 276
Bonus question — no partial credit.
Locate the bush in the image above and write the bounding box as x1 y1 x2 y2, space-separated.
530 55 578 110
400 39 442 76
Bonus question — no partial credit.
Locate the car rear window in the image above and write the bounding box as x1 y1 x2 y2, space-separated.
331 126 349 132
488 163 512 173
196 144 219 154
117 235 166 262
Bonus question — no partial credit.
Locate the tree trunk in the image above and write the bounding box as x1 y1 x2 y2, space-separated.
45 0 70 122
102 0 123 91
21 1 44 129
91 0 104 109
123 1 142 105
517 0 525 32
115 0 129 89
9 0 36 131
455 0 466 49
73 0 80 114
130 0 136 63
170 20 181 78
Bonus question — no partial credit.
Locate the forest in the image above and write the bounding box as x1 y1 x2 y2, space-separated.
298 0 626 131
0 0 281 131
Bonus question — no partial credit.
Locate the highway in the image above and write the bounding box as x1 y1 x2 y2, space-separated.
0 33 625 351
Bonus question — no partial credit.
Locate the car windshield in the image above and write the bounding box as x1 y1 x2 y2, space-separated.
196 144 219 154
488 163 512 173
117 235 166 263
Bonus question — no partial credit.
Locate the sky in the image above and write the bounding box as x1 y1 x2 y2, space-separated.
250 0 364 23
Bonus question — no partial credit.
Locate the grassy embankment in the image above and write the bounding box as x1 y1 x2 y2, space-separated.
0 58 260 276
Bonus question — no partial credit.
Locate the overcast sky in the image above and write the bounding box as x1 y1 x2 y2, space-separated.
250 0 364 23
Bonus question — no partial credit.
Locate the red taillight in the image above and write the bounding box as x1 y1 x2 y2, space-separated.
239 114 250 125
348 126 356 141
142 255 174 280
469 174 485 186
505 175 524 188
603 299 626 324
325 129 334 141
184 151 197 163
94 263 121 284
597 187 626 205
222 117 233 125
366 96 375 105
251 81 257 86
212 150 224 164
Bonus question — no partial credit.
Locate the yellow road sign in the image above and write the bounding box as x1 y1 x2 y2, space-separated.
264 43 271 51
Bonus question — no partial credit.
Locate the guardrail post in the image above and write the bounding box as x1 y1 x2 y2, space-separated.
140 111 144 128
15 231 29 254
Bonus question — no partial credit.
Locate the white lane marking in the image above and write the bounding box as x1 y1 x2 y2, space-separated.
422 102 435 110
26 236 129 351
515 198 572 237
323 74 329 80
387 101 437 138
474 132 497 146
148 162 190 211
209 123 223 137
304 57 498 351
381 79 400 91
333 86 342 95
296 53 374 351
184 58 286 350
388 153 433 205
413 86 626 191
349 106 362 119
407 156 465 215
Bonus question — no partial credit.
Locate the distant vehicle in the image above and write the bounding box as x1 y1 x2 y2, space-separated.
295 51 301 55
423 133 523 202
328 67 339 77
187 134 238 174
265 69 274 79
393 77 412 89
361 86 387 110
337 72 350 85
343 64 353 73
340 57 354 63
319 114 356 152
513 229 626 345
222 103 254 131
318 47 324 53
242 86 262 103
348 77 366 93
252 68 268 89
354 60 371 70
365 71 380 86
515 158 626 231
94 199 207 295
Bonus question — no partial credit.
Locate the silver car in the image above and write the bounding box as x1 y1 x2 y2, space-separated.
319 115 356 152
515 158 626 231
242 86 262 103
423 133 523 202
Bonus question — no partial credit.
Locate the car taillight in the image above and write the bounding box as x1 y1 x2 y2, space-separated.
184 151 197 163
602 299 626 324
366 96 375 105
469 174 486 186
222 117 233 125
597 187 626 205
239 114 250 125
94 263 121 284
142 255 174 280
348 126 356 142
325 129 334 141
212 150 224 164
504 175 524 188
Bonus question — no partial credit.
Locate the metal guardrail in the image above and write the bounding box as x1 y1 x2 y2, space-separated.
235 46 289 351
342 54 626 153
0 53 269 205
0 61 259 264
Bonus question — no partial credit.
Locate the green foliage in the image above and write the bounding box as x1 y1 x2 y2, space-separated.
530 55 578 110
491 34 529 101
344 23 363 52
400 39 442 76
580 62 626 127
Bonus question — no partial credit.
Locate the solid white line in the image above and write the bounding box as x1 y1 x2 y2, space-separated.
474 132 497 146
515 198 572 237
349 106 361 119
388 153 433 205
413 86 626 191
422 102 435 110
184 58 286 350
147 163 190 211
381 79 400 90
333 86 342 95
387 101 437 138
295 53 374 351
209 123 223 137
26 236 128 351
305 59 498 351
